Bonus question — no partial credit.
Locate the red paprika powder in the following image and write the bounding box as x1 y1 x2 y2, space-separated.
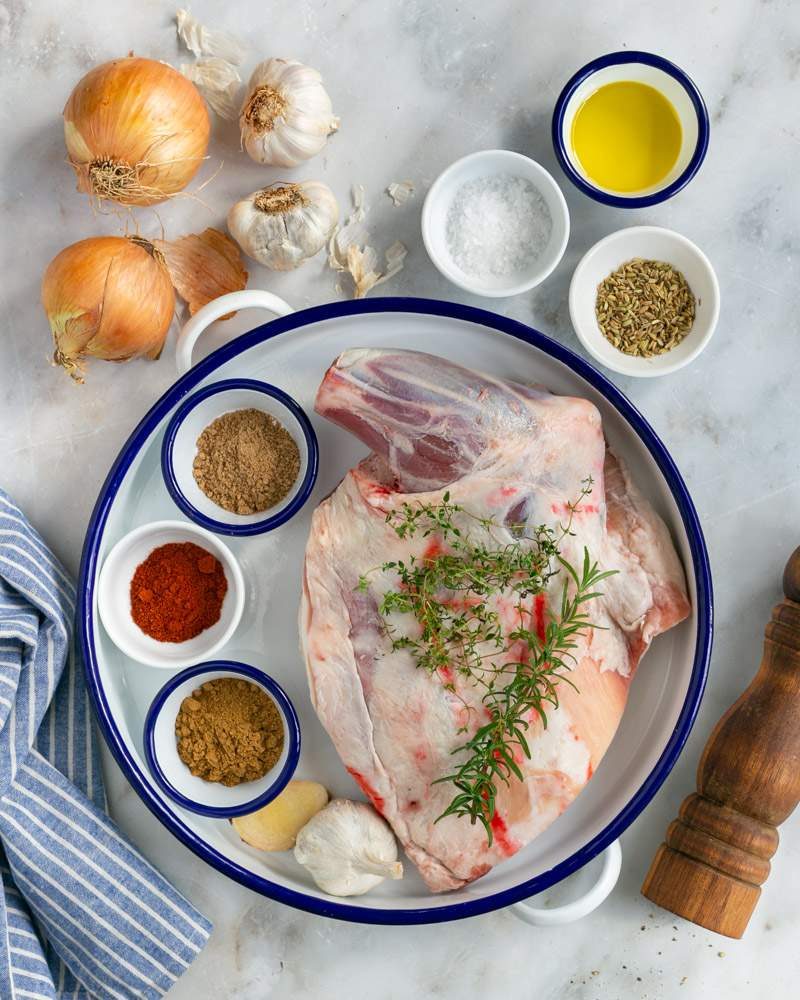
130 542 227 643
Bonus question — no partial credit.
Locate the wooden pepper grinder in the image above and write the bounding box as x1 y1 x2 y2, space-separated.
642 546 800 938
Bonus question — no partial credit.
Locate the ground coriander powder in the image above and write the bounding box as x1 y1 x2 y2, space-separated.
193 407 301 515
595 258 696 358
175 677 284 786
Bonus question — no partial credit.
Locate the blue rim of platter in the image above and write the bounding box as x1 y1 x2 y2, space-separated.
143 660 301 818
161 378 319 536
78 296 713 925
551 50 710 208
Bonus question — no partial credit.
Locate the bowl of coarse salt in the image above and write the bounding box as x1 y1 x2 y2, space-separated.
422 149 570 297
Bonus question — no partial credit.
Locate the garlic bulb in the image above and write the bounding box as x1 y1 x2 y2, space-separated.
294 799 403 897
239 59 339 167
228 182 339 271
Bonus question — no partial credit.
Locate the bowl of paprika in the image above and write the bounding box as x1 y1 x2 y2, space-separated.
97 520 245 669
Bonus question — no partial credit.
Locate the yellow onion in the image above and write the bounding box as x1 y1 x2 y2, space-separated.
42 237 175 382
64 57 211 207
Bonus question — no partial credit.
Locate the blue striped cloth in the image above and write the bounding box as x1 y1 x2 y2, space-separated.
0 490 212 999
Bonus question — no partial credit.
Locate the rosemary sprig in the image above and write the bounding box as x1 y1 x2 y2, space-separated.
357 478 616 844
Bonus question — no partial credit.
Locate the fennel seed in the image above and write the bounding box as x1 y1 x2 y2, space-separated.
595 258 696 358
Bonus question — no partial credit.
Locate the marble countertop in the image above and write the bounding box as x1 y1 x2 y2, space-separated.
2 0 799 996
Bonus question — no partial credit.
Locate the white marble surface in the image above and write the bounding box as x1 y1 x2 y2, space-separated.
2 0 799 996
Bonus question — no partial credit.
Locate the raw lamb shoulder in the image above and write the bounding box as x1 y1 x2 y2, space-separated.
300 348 690 892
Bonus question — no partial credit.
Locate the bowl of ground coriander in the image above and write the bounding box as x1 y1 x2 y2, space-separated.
161 378 319 535
569 225 719 377
144 661 301 817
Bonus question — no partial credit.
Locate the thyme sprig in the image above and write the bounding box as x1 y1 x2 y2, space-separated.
357 478 616 844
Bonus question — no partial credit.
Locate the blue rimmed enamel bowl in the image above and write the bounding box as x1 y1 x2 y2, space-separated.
552 50 709 208
161 378 319 536
144 661 301 818
78 297 711 925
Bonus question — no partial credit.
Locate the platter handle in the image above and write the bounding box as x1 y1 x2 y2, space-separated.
509 839 622 926
175 290 295 375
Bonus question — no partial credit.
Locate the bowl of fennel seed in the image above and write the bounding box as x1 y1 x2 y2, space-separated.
569 225 720 377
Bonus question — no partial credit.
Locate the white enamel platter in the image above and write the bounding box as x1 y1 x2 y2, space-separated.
78 298 712 925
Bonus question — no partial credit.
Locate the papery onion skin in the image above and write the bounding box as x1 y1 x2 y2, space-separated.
153 228 248 316
64 57 211 207
42 237 175 382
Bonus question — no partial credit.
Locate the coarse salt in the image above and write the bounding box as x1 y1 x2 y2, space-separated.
445 173 553 279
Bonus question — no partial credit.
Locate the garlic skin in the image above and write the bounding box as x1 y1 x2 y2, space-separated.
176 8 245 64
228 182 339 271
240 59 339 167
294 799 403 897
181 58 242 122
386 180 415 206
328 185 408 297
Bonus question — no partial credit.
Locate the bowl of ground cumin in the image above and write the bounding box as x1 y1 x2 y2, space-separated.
161 379 319 536
143 660 301 817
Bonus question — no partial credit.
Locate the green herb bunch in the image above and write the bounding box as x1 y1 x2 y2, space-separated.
357 478 615 844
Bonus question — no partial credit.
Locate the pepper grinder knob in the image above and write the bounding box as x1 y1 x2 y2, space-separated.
641 546 800 937
783 545 800 603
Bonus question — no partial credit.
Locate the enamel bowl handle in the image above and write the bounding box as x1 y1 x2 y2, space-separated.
175 290 295 376
510 839 622 926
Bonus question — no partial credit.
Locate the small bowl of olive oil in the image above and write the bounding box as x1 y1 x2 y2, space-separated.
552 51 709 208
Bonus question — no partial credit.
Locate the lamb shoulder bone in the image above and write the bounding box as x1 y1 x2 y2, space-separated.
300 348 690 892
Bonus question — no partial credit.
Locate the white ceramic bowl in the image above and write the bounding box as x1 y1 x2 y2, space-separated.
143 661 301 818
97 520 245 669
552 51 709 207
161 378 319 536
569 226 720 377
421 149 570 297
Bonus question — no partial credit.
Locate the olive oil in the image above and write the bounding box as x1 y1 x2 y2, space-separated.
570 81 682 193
